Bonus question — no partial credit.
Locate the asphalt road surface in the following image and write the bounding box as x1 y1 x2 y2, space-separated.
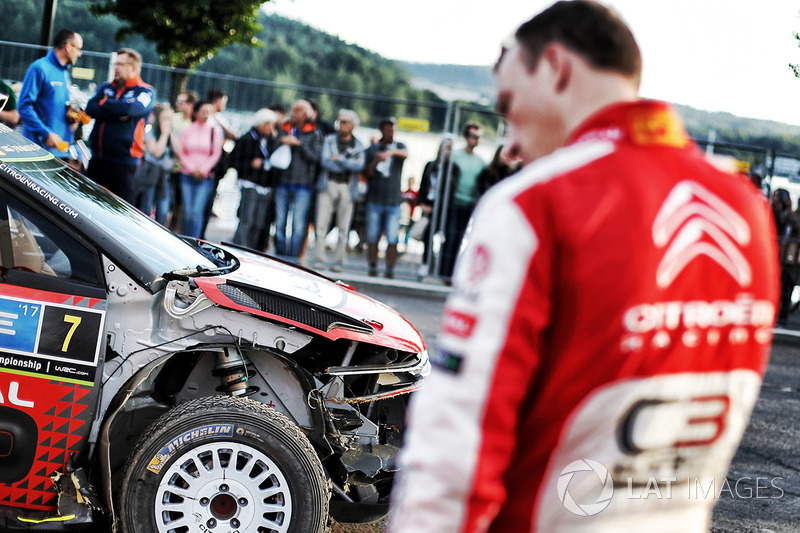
334 284 800 532
711 332 800 532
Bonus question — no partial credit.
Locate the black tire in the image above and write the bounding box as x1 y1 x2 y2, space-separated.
118 396 329 533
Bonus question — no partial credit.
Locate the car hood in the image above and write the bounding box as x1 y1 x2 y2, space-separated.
193 247 425 353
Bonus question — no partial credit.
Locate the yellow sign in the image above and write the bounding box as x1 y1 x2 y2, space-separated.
735 160 751 174
397 117 430 133
71 67 95 81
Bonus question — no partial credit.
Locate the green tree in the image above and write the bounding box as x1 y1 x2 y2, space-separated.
88 0 266 101
792 25 800 78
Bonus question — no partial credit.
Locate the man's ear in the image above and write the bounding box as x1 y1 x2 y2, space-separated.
543 43 572 94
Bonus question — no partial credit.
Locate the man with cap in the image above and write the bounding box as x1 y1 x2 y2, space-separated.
230 108 283 250
363 117 408 278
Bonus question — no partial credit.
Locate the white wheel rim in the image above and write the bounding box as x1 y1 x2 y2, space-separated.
153 441 293 533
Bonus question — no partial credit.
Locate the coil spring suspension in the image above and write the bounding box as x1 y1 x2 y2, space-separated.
212 348 258 396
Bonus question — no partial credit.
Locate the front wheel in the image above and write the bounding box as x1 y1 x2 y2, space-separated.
118 396 328 533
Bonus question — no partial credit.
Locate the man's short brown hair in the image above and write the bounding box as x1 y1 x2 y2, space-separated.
53 29 77 50
206 88 227 105
514 1 641 83
180 91 198 105
117 48 142 69
462 121 482 139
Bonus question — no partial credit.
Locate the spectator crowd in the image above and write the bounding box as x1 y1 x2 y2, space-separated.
6 30 522 281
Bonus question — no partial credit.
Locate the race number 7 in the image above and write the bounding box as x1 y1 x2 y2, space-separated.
61 315 82 352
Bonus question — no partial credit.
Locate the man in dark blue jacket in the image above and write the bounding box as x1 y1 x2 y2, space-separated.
86 48 155 203
18 29 83 157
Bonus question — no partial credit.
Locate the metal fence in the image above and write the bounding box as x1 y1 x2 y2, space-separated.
4 40 796 280
0 40 511 280
693 137 800 203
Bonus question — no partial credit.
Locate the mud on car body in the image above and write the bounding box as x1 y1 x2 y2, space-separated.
0 123 429 532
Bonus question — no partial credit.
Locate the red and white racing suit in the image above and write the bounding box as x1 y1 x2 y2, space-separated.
391 100 778 533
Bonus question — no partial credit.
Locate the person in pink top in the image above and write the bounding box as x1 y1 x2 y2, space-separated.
178 100 223 237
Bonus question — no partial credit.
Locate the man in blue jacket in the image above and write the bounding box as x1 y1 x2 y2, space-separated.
86 48 155 203
18 29 83 157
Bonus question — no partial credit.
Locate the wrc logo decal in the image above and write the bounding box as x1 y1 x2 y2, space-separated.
652 181 752 288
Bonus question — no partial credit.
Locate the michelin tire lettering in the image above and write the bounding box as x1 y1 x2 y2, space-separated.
146 424 236 474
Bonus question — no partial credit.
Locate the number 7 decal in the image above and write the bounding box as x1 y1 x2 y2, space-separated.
61 314 82 352
38 305 103 363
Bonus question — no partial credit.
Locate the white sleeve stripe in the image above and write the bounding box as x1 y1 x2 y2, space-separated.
488 139 616 201
392 199 538 532
391 139 617 533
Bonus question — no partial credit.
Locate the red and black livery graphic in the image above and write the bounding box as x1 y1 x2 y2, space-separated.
0 378 96 510
0 285 105 511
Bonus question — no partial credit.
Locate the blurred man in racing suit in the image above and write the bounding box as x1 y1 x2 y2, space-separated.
390 2 778 532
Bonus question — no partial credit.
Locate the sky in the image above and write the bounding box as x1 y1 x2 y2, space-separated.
262 0 800 127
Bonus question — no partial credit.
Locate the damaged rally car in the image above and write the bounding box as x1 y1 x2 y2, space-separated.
0 122 429 532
